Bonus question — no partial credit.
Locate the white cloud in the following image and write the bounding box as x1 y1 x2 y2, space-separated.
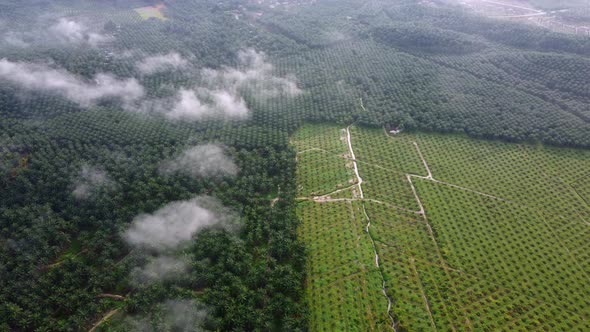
160 144 238 178
158 300 208 332
164 89 212 120
322 30 348 43
131 255 189 285
50 19 85 43
86 32 110 48
1 17 111 49
123 196 237 251
209 89 249 117
0 59 145 107
136 52 189 75
3 32 30 48
153 49 299 120
127 300 208 332
202 48 302 98
72 165 113 200
49 18 110 47
0 49 299 123
156 88 249 121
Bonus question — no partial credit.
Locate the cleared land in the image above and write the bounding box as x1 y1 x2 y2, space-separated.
134 4 167 21
294 123 590 331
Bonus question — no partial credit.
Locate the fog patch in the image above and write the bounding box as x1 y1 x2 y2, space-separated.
0 49 299 122
160 144 238 178
145 48 300 120
123 196 238 251
140 87 249 121
3 32 31 48
126 299 209 332
136 52 190 75
2 17 111 48
131 255 189 285
208 89 250 117
0 59 145 107
165 89 211 120
202 48 302 99
322 30 349 44
72 165 113 200
49 18 110 47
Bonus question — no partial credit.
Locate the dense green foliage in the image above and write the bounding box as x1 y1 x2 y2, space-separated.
372 24 486 55
0 109 307 330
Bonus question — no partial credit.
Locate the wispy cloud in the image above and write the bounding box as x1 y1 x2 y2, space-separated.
202 48 302 99
0 59 145 107
2 18 111 48
160 144 238 177
72 165 114 200
49 18 110 47
0 48 300 122
162 88 249 121
131 255 189 285
3 32 31 48
136 52 190 75
126 299 209 331
123 196 237 251
143 48 301 120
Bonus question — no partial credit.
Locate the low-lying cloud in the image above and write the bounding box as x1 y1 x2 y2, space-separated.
131 255 189 285
126 299 209 332
72 165 113 199
3 32 31 48
0 59 145 107
145 48 300 120
202 48 302 99
136 52 190 75
123 196 237 251
2 18 110 48
161 88 249 121
0 48 300 122
322 30 349 44
160 144 238 177
49 18 110 47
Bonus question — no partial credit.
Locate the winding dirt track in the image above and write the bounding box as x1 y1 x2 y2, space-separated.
299 195 423 215
346 125 397 331
346 125 365 200
413 142 433 180
88 309 119 332
301 125 510 330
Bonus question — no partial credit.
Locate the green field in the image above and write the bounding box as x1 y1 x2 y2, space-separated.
294 123 590 331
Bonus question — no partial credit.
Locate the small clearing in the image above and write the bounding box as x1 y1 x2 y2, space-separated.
135 3 167 21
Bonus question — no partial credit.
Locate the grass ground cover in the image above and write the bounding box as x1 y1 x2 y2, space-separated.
292 124 355 197
297 200 391 331
296 150 353 197
293 123 590 331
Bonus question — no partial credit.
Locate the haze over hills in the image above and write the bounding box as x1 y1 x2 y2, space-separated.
0 0 588 331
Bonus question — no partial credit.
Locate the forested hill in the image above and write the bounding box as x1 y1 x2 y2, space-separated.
0 0 589 330
252 0 590 147
1 0 589 147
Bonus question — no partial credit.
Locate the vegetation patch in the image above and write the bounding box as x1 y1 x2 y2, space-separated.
294 123 590 331
372 24 486 55
134 4 167 21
